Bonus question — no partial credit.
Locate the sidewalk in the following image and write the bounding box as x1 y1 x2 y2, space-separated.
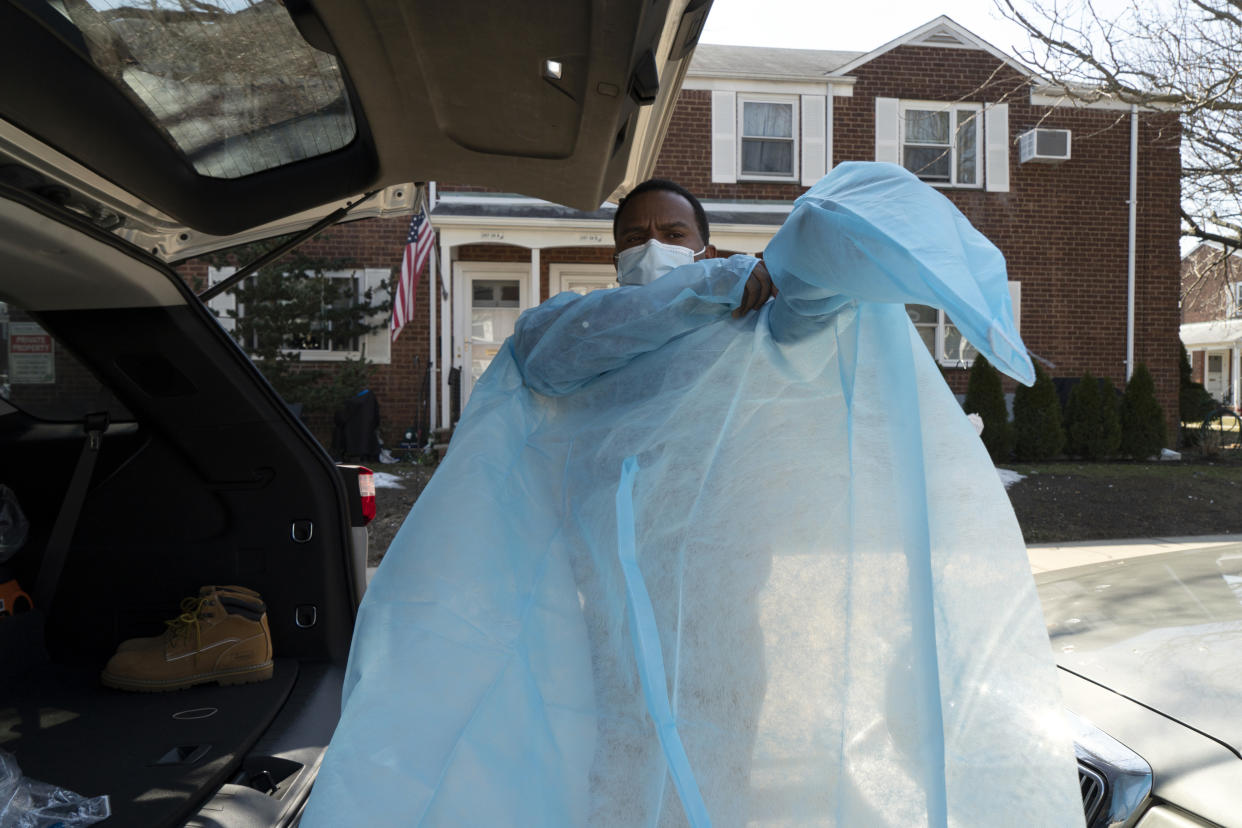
1027 533 1242 574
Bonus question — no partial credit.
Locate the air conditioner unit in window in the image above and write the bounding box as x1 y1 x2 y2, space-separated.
1018 128 1071 163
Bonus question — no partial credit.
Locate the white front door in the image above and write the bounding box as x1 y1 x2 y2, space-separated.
455 264 528 407
1207 350 1228 402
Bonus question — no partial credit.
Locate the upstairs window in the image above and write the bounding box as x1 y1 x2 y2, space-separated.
739 98 798 179
1233 282 1242 316
711 90 828 186
900 102 981 187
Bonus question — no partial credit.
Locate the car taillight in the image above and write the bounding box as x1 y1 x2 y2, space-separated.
357 466 376 525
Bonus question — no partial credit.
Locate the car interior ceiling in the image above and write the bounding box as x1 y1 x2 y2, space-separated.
0 0 681 239
0 195 356 826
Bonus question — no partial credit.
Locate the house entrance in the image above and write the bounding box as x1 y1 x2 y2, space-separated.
454 263 529 409
1206 350 1229 402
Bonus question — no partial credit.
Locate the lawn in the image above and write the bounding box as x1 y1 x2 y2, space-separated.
1003 458 1242 543
368 456 1242 561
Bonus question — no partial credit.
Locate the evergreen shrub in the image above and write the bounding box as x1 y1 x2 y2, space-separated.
1179 344 1215 427
963 354 1012 462
1120 362 1166 459
1012 363 1064 461
1064 371 1121 460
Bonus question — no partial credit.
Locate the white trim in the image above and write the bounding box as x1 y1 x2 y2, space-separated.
711 90 738 184
1181 319 1242 347
1233 346 1241 410
529 247 541 309
1029 86 1180 112
706 203 795 213
829 15 1036 79
440 252 452 428
737 93 800 182
684 77 848 95
825 87 835 174
984 103 1010 193
875 97 899 164
437 222 613 252
436 193 584 207
800 94 828 186
428 239 437 433
359 268 392 365
898 100 983 189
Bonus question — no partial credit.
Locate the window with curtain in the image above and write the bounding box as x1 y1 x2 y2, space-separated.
900 103 981 187
739 98 797 178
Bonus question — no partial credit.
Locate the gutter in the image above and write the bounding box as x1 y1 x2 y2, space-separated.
1126 103 1137 381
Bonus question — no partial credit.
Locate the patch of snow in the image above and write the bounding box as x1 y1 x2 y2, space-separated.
371 472 405 490
1159 448 1181 461
966 413 984 436
996 468 1026 490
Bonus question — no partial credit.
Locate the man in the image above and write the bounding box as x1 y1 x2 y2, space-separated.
304 164 1084 827
609 178 774 317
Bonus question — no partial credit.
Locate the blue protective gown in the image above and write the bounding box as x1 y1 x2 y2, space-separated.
302 163 1085 827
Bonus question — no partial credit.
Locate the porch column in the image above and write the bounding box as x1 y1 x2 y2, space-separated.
530 248 541 308
1233 344 1240 410
440 253 452 428
428 236 438 432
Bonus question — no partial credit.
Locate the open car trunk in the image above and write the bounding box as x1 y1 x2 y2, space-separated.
0 191 359 826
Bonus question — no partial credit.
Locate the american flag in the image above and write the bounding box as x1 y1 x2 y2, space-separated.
391 204 435 341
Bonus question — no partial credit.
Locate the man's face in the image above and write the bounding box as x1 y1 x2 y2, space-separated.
613 189 714 259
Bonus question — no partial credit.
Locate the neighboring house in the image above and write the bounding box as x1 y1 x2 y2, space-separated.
1180 242 1242 407
181 15 1183 444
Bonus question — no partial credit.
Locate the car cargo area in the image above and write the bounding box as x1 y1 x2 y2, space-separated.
0 193 359 826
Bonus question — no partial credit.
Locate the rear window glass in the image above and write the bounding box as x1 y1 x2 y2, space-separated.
43 0 356 179
0 302 132 422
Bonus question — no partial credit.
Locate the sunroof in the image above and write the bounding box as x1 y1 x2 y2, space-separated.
44 0 356 179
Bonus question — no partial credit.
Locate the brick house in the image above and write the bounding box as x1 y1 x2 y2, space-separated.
184 15 1183 446
1180 243 1242 407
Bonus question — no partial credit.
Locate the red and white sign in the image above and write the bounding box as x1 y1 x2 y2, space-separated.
8 322 54 384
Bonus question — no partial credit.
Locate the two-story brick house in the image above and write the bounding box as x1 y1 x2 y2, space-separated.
1180 243 1242 407
187 15 1183 447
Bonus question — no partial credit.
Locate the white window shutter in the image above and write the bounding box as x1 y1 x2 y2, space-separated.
711 90 737 184
360 268 392 364
1008 281 1021 330
800 95 828 186
206 266 236 334
985 103 1010 193
874 97 899 164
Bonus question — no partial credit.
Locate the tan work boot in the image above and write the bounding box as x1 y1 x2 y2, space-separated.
102 586 273 692
116 585 263 652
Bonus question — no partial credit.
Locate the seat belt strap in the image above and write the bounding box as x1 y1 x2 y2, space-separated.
33 411 109 612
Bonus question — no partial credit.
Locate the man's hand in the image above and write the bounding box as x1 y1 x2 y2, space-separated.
733 259 778 318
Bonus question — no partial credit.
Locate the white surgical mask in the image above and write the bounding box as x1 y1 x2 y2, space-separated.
615 239 706 286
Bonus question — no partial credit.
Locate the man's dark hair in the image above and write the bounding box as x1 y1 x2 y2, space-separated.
613 179 710 244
